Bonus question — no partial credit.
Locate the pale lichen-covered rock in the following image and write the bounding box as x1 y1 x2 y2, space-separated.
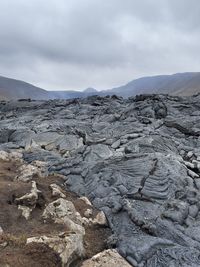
32 160 48 173
50 183 66 198
16 181 41 219
27 232 84 267
84 209 93 218
25 138 40 150
15 164 40 182
92 211 107 226
0 150 23 162
81 249 132 267
42 198 85 234
0 151 10 161
18 205 33 220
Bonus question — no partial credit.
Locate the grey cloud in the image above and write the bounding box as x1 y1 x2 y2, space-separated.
0 0 199 90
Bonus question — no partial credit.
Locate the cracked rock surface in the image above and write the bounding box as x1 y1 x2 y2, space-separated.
0 93 200 266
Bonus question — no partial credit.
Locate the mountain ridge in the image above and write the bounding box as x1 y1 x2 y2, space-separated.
0 72 200 100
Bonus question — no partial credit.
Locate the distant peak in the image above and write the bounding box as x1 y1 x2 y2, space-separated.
84 87 97 93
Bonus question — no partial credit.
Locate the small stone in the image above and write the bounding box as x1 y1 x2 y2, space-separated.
111 140 121 149
187 151 194 158
184 161 195 169
18 205 32 220
50 183 66 198
0 242 8 248
189 205 199 218
92 211 107 226
84 209 93 218
0 151 9 161
79 196 92 206
0 226 3 235
188 169 199 179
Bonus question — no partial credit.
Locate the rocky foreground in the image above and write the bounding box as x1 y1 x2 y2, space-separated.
0 93 200 266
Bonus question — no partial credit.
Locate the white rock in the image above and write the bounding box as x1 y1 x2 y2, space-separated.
15 164 40 182
0 150 23 162
16 181 40 204
184 161 195 169
42 198 85 234
0 226 3 235
116 147 125 153
125 133 140 139
92 211 107 226
188 169 199 179
81 249 132 267
25 139 40 150
84 209 93 218
16 181 41 219
50 183 66 198
27 232 85 267
0 151 9 161
187 151 194 158
113 151 124 158
18 205 32 220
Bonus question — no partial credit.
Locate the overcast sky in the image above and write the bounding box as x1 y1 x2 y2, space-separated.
0 0 199 90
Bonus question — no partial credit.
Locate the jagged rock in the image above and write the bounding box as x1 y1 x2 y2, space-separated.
15 181 41 219
27 232 84 267
79 196 92 206
111 140 121 149
18 205 32 220
0 150 23 162
84 209 93 218
42 198 85 234
188 169 199 178
84 144 113 162
15 164 40 182
50 183 66 198
0 151 11 161
81 249 132 267
92 211 107 226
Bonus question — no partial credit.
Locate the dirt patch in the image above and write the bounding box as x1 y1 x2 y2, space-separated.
0 159 112 266
0 241 61 267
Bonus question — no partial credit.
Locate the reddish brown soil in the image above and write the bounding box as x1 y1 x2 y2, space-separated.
0 241 61 267
0 159 111 267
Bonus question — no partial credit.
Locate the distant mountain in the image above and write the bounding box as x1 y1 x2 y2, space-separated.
48 90 84 99
83 87 97 93
0 75 98 100
0 72 200 101
49 88 98 99
0 75 49 100
106 72 200 97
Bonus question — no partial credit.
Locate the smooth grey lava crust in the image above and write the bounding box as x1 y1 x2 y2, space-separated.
0 93 200 266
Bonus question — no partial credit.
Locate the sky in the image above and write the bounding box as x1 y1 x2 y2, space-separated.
0 0 199 91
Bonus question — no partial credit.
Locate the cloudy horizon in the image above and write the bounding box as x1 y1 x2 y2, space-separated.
0 0 200 91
